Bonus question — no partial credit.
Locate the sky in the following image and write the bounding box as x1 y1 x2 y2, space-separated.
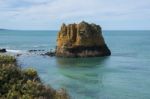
0 0 150 30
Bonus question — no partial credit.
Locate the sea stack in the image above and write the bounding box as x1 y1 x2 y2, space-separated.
56 21 111 57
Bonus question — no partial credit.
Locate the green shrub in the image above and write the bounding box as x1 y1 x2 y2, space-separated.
23 68 40 81
0 55 16 64
0 55 69 99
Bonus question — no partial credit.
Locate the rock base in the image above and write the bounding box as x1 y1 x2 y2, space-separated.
56 45 111 57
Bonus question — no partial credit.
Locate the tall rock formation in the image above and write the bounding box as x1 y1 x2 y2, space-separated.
56 21 111 57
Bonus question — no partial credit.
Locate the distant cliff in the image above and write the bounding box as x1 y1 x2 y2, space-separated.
56 21 111 57
0 29 7 31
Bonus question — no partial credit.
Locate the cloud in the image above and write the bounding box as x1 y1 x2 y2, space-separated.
21 0 51 3
0 0 150 30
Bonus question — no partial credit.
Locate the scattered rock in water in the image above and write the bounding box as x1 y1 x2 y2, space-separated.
0 48 6 53
42 51 56 57
56 21 111 57
28 49 56 57
28 49 45 52
45 52 55 56
16 53 22 57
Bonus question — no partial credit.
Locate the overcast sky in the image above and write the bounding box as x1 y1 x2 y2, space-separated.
0 0 150 30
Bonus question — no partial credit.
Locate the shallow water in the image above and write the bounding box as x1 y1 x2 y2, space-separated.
1 30 150 99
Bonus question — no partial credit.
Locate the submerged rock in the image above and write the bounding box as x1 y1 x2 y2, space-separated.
42 51 56 57
56 21 111 57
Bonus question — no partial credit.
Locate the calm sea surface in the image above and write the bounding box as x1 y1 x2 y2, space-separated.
0 30 150 99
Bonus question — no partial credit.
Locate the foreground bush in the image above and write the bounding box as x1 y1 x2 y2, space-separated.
0 55 16 64
0 55 69 99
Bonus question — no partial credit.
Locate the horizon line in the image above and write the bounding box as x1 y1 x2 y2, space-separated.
1 28 150 31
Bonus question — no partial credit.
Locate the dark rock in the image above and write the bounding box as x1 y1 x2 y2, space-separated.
43 51 56 57
56 21 111 57
28 50 37 52
16 54 22 57
0 49 7 53
28 49 45 52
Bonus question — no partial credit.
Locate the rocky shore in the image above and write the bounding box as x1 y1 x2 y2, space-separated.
56 21 111 57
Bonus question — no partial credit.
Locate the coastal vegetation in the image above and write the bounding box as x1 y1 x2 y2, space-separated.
0 55 69 99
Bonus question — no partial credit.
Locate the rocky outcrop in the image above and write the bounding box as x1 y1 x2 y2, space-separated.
0 49 6 53
56 21 111 57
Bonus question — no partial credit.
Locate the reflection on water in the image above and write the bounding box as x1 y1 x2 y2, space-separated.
56 57 108 68
56 57 110 99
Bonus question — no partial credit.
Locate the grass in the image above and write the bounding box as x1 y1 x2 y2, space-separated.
0 55 69 99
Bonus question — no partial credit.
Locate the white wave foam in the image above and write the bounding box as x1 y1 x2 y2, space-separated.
32 44 48 48
7 49 24 53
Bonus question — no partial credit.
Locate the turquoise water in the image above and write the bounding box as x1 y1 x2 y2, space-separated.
1 30 150 99
0 30 56 50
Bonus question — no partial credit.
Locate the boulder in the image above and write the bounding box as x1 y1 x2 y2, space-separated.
42 51 55 57
0 49 6 53
56 21 111 57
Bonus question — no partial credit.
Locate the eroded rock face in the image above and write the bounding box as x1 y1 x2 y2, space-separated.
56 21 111 57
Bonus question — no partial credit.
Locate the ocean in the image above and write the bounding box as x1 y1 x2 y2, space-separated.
0 30 150 99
